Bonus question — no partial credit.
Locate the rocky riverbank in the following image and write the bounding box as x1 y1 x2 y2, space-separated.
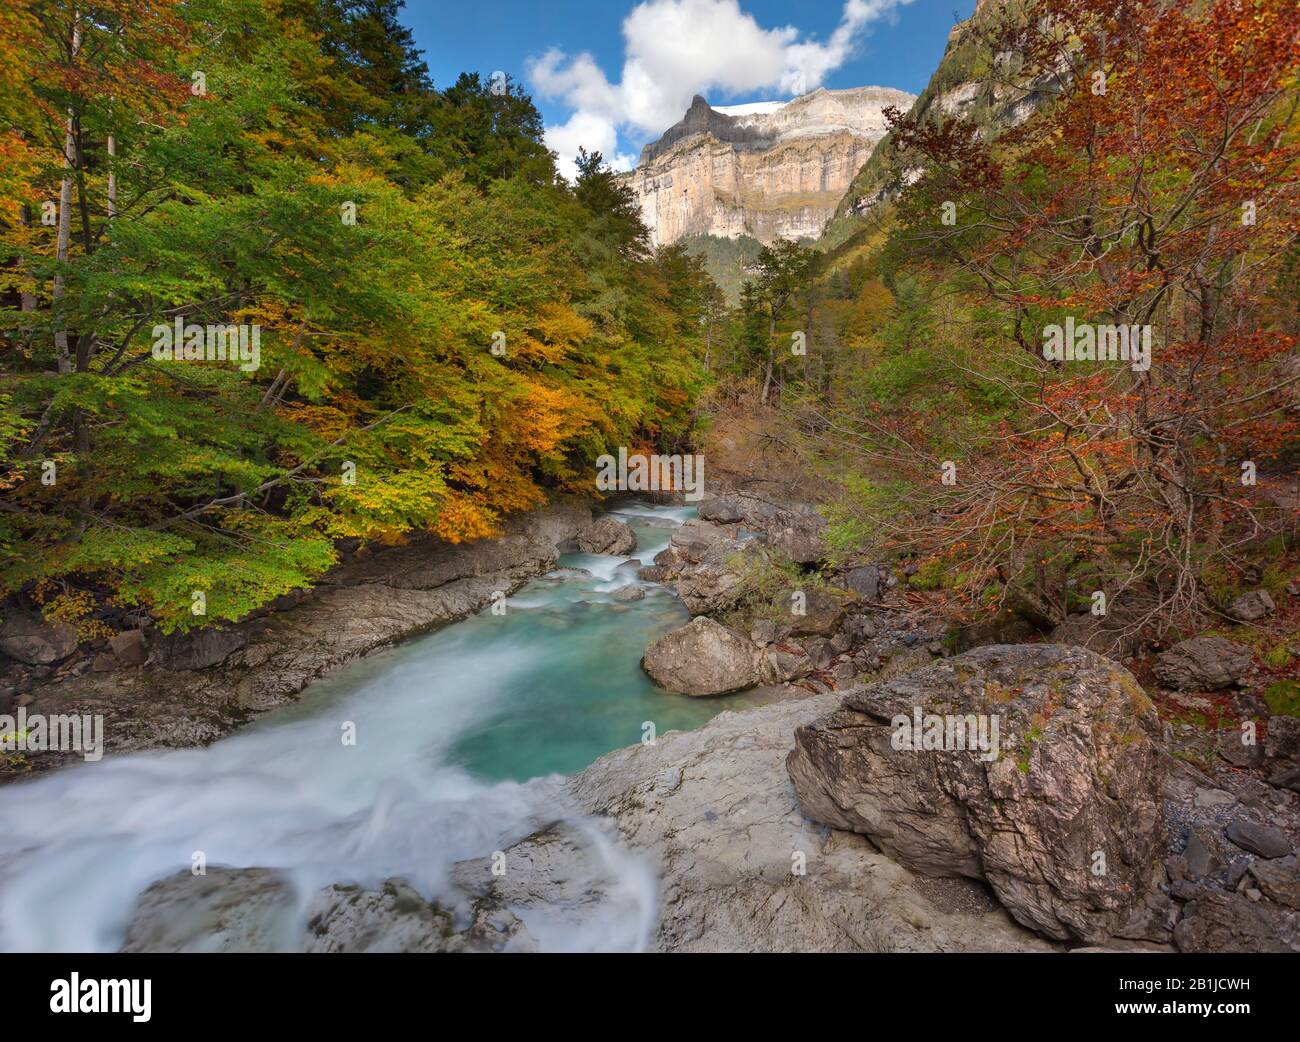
0 498 594 776
8 479 1299 953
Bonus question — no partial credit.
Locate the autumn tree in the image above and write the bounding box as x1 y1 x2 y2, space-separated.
817 0 1300 641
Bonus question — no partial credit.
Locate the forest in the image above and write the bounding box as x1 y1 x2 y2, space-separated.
2 0 1298 650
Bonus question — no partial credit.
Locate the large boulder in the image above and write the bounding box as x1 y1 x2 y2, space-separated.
0 611 77 665
576 517 636 556
786 644 1168 943
1153 636 1253 690
642 616 756 695
563 690 1051 952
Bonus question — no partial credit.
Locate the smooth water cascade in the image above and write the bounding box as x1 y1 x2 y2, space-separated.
0 503 762 953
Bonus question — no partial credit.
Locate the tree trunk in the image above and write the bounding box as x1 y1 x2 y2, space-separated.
52 19 81 376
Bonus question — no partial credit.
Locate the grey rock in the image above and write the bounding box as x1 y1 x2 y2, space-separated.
1184 828 1220 878
121 867 532 953
1269 766 1300 793
1154 636 1253 691
1171 882 1293 952
803 638 836 670
780 589 845 638
613 585 645 602
158 629 247 671
642 617 757 696
1194 787 1236 808
750 619 777 646
698 498 742 524
0 612 77 666
1226 589 1275 622
787 644 1167 943
1225 819 1292 859
767 514 826 565
561 691 1052 952
1217 727 1264 767
757 644 813 685
121 868 300 952
1248 855 1300 909
841 565 880 602
110 629 148 667
306 879 531 953
576 517 637 556
1266 715 1300 761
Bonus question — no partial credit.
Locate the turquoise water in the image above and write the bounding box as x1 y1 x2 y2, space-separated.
0 500 752 951
448 505 753 780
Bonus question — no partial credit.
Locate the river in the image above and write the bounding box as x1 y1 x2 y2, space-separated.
0 502 764 952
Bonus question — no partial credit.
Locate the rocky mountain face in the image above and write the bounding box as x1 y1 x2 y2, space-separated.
828 0 1049 238
621 86 916 247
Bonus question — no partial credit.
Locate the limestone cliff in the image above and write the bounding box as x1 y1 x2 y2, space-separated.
826 0 1049 242
622 86 916 248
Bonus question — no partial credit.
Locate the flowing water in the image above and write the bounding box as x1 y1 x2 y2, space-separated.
0 502 760 953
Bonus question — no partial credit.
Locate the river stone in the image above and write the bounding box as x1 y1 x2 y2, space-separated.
786 644 1168 944
1226 589 1275 622
668 519 733 562
121 868 300 952
0 612 77 666
306 880 533 953
1048 610 1141 658
576 517 636 556
121 868 534 952
642 617 756 695
1218 727 1264 767
675 552 746 614
613 585 645 602
1225 819 1292 859
1153 636 1253 690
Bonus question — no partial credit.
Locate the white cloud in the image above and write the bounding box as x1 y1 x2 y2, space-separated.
528 0 915 179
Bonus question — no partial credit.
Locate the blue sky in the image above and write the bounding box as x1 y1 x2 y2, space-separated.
403 0 975 177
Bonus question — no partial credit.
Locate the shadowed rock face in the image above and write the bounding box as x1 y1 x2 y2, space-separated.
623 86 916 246
786 644 1170 943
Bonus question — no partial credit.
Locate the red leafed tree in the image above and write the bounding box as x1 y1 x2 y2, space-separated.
837 0 1299 642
